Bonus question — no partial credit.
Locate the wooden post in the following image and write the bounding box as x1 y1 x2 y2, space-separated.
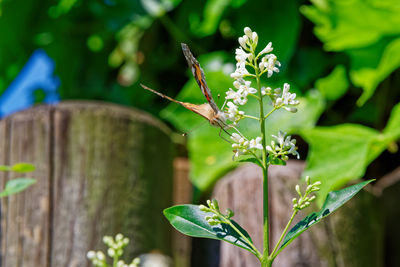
0 101 174 267
213 161 383 267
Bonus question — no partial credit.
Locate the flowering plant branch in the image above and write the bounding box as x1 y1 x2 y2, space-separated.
162 27 373 266
87 234 140 267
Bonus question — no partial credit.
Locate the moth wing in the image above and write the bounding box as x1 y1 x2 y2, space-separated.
181 43 220 114
180 103 215 122
141 84 214 123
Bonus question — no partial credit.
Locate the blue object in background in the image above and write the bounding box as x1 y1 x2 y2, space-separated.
0 49 60 118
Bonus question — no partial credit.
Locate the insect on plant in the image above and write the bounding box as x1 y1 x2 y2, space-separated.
144 27 373 267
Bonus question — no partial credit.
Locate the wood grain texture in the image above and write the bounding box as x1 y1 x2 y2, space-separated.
213 161 383 267
0 101 174 267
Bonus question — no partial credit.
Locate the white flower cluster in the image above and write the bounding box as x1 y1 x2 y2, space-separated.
266 131 299 160
231 133 263 158
226 27 260 124
261 83 299 112
87 251 106 267
87 234 140 267
103 234 129 258
292 176 321 211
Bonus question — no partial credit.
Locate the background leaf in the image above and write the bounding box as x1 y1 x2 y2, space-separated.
315 65 349 101
300 116 399 206
0 178 36 197
301 0 400 104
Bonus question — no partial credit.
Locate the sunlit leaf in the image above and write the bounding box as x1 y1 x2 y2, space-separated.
164 204 259 257
300 123 392 206
10 163 36 173
276 180 373 256
301 0 400 51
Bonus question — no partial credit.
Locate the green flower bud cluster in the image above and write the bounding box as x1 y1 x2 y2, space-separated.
199 199 235 226
292 176 321 211
87 234 140 267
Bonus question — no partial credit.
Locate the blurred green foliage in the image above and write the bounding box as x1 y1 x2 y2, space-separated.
0 0 399 202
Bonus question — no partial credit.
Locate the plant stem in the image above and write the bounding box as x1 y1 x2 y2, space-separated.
243 114 260 120
269 210 298 260
254 56 270 266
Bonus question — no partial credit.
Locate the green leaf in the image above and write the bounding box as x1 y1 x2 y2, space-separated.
276 179 373 256
267 156 286 166
164 204 258 257
301 0 400 51
0 163 36 172
315 65 349 101
350 38 400 106
300 124 382 206
10 163 36 173
302 0 400 104
383 102 400 141
0 178 36 197
236 155 263 168
189 0 231 37
231 0 301 64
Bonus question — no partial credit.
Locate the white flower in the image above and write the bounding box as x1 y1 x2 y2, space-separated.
259 54 281 77
267 131 300 160
249 137 263 150
272 83 299 111
238 79 257 96
259 42 273 55
281 83 299 106
225 88 247 105
230 62 249 79
242 27 258 45
235 48 252 63
238 35 249 49
96 251 105 260
244 27 253 38
231 133 250 157
225 102 244 123
87 251 96 260
108 248 115 257
231 133 242 143
261 86 271 96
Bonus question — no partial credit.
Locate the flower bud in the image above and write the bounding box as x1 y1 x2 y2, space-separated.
239 36 248 48
96 251 105 260
252 32 258 45
212 199 220 210
244 27 252 38
295 184 301 195
199 204 208 211
87 251 96 259
108 248 115 257
226 208 234 218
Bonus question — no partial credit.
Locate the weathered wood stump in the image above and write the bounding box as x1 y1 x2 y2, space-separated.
0 101 174 267
213 161 383 267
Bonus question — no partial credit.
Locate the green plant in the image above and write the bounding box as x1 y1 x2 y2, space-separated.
161 27 373 266
87 234 140 267
0 162 36 197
